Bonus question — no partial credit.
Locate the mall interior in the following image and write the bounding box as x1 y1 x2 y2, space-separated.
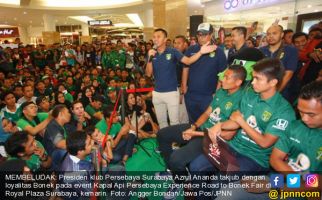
0 1 321 200
0 0 321 45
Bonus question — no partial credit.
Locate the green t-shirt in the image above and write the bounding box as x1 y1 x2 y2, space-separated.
95 119 122 138
229 88 296 168
17 112 49 130
9 141 47 172
64 92 74 103
275 120 322 172
0 104 22 123
200 88 243 130
85 104 99 117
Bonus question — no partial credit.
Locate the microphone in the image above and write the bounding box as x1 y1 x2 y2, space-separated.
148 44 157 62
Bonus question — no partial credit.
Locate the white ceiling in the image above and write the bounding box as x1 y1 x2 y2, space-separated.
0 0 152 27
0 0 321 29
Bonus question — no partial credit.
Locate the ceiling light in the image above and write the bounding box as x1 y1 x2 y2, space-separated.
43 0 141 8
23 11 27 14
69 16 95 23
126 14 143 27
0 0 19 5
114 23 137 27
307 5 312 8
314 9 319 12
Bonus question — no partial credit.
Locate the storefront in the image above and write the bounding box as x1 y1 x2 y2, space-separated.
0 27 20 44
202 0 322 35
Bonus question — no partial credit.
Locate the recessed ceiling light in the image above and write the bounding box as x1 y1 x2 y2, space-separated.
23 11 27 14
314 9 319 12
307 5 312 8
29 20 32 23
14 18 17 21
201 4 205 8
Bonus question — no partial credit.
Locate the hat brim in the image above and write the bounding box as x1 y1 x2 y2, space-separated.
197 30 211 35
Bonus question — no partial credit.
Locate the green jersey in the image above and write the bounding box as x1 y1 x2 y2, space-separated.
0 104 22 123
275 120 322 172
85 104 100 116
95 119 122 138
64 92 74 103
9 141 47 172
17 113 49 130
101 51 112 69
200 88 243 130
229 88 296 168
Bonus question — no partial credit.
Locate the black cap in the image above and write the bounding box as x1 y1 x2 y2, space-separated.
20 101 36 110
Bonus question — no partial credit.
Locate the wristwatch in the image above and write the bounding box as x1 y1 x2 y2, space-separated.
191 123 198 130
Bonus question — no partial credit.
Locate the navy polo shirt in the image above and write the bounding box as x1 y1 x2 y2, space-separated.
184 44 227 96
152 47 184 92
259 45 298 72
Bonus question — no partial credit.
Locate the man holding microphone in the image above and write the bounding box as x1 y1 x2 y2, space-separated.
146 28 217 129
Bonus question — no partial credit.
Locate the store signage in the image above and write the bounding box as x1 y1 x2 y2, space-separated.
0 27 19 38
224 0 280 11
0 44 18 49
88 20 113 26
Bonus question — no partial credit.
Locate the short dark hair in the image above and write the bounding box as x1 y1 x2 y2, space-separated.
103 105 114 119
253 58 285 83
232 26 247 39
175 35 189 45
5 131 29 157
299 81 322 104
292 32 308 43
52 104 67 118
1 91 15 101
246 36 256 46
228 65 247 83
22 84 32 91
92 95 104 103
71 100 83 110
283 29 293 38
66 131 87 156
154 28 168 38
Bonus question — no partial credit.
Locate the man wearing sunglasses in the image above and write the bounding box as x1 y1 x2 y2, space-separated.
182 23 227 124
